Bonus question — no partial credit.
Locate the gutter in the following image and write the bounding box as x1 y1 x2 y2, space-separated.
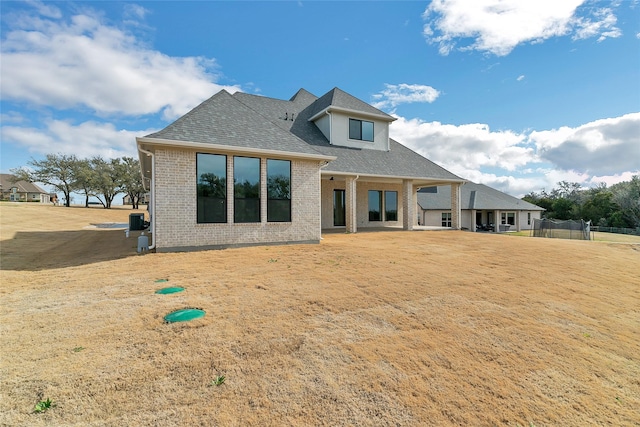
308 105 396 123
321 171 466 185
135 137 336 162
137 144 156 250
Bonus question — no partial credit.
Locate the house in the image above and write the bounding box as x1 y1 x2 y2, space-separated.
137 87 465 252
417 183 545 232
0 174 51 203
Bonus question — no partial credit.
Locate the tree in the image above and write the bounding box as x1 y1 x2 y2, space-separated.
10 154 80 207
89 156 123 209
118 157 145 209
579 189 616 225
551 197 576 220
73 159 95 208
522 190 553 215
610 175 640 228
552 181 582 202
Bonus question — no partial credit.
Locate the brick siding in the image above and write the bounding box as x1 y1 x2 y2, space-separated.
154 148 322 251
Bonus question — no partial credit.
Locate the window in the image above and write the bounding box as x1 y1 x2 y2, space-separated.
369 190 398 222
385 191 397 221
234 156 260 223
349 118 374 142
267 159 291 222
334 189 345 226
442 212 452 227
368 190 382 221
197 153 227 223
501 212 515 226
527 212 531 225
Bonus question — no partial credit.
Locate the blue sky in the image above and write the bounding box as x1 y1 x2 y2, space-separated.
1 0 639 199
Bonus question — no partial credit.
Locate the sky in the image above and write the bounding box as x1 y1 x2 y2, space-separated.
1 0 639 200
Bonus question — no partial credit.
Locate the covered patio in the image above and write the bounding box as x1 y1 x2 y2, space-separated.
320 174 464 233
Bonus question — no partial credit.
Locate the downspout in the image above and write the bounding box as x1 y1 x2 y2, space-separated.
138 145 156 250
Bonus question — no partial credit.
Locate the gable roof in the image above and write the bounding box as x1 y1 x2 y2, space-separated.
140 87 464 184
417 183 544 211
142 90 333 160
232 89 462 183
0 174 48 194
307 87 395 122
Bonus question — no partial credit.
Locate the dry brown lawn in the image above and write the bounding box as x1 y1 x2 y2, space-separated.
1 202 639 426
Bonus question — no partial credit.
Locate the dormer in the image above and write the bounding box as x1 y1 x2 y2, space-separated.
307 88 396 151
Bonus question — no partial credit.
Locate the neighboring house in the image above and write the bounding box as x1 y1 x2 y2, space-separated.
0 174 51 203
417 183 545 232
137 87 465 252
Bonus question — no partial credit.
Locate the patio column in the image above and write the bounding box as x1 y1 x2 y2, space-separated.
516 211 521 232
345 176 357 233
471 209 477 232
402 179 415 231
451 183 462 230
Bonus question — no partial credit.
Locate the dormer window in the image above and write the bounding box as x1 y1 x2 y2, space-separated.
349 118 374 142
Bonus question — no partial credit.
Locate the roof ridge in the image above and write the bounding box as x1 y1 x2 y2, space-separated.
289 88 318 102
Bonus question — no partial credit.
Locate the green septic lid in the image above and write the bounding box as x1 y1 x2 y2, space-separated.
164 309 205 323
155 286 185 294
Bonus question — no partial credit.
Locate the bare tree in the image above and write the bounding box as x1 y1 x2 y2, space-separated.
10 154 81 207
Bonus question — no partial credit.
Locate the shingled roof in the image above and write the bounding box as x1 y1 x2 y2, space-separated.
144 90 328 158
0 174 48 194
144 87 464 183
417 183 544 211
306 87 395 121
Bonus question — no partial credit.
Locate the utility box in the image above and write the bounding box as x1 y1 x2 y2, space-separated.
129 213 145 231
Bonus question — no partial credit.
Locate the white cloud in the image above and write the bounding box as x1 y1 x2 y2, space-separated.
372 84 440 109
390 111 640 196
572 7 621 42
517 75 525 81
391 116 533 171
25 0 62 19
123 4 148 20
531 112 640 175
1 120 158 160
423 0 622 56
0 4 240 120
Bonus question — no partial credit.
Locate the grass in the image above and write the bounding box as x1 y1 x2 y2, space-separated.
33 398 54 413
506 229 640 243
1 203 639 426
211 375 226 387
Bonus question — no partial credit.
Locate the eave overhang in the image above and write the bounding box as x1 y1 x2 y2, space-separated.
308 106 397 123
321 170 466 188
137 136 336 182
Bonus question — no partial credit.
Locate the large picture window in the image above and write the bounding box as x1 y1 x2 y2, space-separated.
197 153 227 223
369 190 399 222
385 191 397 221
368 190 382 221
234 156 260 223
349 118 374 142
267 159 291 222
